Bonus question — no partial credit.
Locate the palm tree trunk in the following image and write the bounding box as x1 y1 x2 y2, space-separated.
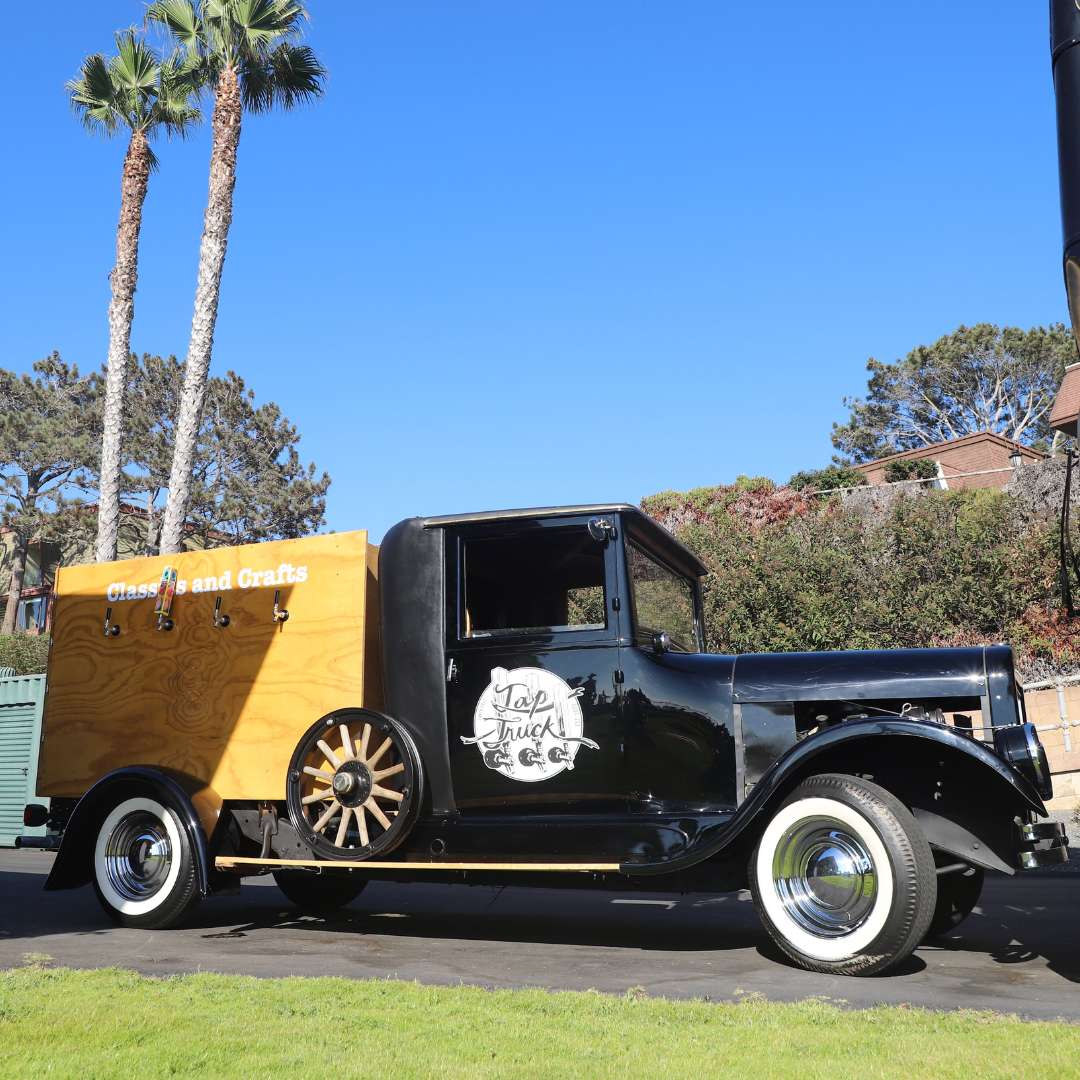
2 531 29 635
96 129 152 564
159 66 242 556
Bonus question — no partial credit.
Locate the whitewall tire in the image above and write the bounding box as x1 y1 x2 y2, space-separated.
750 774 936 976
92 797 201 929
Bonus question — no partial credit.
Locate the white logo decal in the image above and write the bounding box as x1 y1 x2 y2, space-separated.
106 564 308 602
462 666 599 783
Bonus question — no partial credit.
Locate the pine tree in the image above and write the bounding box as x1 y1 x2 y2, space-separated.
0 356 99 633
121 353 329 552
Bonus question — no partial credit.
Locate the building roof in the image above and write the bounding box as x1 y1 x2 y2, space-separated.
1050 361 1080 437
856 429 1045 470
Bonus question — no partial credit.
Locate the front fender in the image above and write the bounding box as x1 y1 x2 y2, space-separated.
621 718 1045 875
44 766 218 895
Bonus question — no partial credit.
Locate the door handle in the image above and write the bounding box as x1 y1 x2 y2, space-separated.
447 658 459 685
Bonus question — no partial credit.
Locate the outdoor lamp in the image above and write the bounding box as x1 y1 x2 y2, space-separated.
1009 451 1024 469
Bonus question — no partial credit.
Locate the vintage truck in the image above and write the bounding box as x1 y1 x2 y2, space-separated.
25 503 1067 976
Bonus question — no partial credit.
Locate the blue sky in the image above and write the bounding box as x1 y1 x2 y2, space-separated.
0 2 1067 541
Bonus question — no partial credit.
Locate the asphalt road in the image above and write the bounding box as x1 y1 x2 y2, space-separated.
3 848 1080 1020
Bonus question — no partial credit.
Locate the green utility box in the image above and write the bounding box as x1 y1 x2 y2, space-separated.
0 671 47 846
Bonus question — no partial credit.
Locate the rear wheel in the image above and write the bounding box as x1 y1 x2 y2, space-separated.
92 797 201 929
750 774 936 976
274 872 367 913
925 859 983 938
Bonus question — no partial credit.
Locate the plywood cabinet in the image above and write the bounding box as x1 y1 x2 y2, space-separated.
38 531 380 800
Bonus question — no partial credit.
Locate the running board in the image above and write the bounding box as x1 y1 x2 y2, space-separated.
216 856 621 872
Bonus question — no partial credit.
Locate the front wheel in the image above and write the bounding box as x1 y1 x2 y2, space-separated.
750 774 936 976
92 796 201 929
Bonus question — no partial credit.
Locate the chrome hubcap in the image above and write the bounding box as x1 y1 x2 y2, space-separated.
772 817 877 936
104 811 172 902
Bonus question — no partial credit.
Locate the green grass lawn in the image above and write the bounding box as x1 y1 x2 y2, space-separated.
1 964 1078 1079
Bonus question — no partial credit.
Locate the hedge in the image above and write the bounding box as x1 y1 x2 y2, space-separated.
0 633 51 676
641 482 1076 682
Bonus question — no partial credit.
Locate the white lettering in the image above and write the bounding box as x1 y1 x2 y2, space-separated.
277 564 289 585
107 583 120 602
176 579 187 595
192 578 204 594
218 570 232 591
204 575 218 592
237 568 252 588
296 565 308 583
286 564 296 583
126 585 138 600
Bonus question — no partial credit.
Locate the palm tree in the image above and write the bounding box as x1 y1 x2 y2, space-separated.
68 30 201 564
146 0 326 555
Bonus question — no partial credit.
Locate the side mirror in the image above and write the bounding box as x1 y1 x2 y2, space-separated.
652 631 671 654
588 517 616 542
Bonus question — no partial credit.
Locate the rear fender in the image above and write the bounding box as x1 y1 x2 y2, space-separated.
44 767 220 895
622 718 1045 876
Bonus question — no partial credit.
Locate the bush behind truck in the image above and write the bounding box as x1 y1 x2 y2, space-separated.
25 504 1067 976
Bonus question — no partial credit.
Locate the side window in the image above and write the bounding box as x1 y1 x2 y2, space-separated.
22 545 42 589
627 542 696 652
463 526 607 638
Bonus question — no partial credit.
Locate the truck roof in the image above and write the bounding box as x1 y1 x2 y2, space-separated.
418 503 708 578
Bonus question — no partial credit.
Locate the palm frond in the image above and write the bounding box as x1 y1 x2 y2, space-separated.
232 0 308 44
110 28 159 95
67 53 121 137
240 42 325 113
146 0 204 50
153 47 207 135
69 30 204 143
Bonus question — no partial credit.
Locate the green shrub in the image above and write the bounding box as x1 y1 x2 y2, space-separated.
733 474 775 491
788 465 868 491
642 484 1071 675
883 456 938 482
0 633 51 675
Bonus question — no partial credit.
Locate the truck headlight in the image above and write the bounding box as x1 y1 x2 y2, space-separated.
993 723 1053 800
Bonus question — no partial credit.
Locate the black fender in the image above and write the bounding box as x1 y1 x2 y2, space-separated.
44 766 220 896
621 718 1046 876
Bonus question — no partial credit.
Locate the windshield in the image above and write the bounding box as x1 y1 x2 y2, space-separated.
627 542 697 652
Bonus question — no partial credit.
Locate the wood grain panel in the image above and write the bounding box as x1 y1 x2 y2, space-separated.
38 532 377 800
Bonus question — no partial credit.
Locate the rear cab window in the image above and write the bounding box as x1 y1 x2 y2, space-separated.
461 524 609 639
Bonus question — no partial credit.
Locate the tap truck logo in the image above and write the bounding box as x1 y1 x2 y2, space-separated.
463 666 599 782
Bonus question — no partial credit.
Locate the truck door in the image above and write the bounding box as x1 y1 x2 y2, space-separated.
619 535 738 812
444 517 627 813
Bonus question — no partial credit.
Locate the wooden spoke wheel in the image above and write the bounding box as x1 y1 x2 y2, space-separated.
286 709 423 861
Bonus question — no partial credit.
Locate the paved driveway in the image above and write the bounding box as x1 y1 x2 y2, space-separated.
2 849 1079 1020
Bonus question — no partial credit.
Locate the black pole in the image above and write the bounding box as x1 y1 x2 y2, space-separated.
1050 3 1080 617
1052 0 1080 344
